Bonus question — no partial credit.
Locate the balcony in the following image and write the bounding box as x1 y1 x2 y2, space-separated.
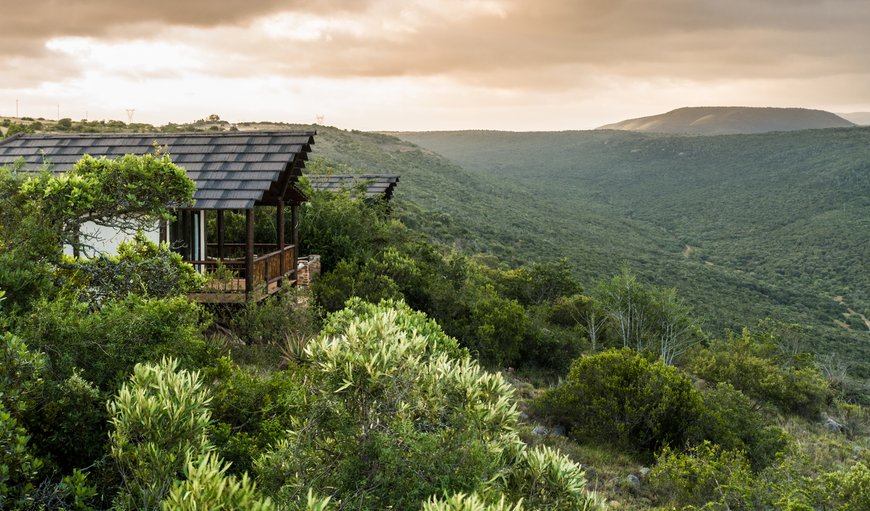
187 244 296 303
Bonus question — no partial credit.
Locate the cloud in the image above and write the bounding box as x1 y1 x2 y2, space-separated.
1 0 868 128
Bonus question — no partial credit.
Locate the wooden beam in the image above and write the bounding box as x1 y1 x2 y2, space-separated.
245 208 254 300
291 203 299 281
277 201 285 287
217 210 225 260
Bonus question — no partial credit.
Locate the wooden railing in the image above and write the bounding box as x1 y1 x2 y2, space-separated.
189 244 295 294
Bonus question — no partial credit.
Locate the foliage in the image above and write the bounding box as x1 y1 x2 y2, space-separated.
0 401 43 510
695 382 790 470
108 358 213 509
59 232 204 304
162 452 274 511
593 268 701 365
206 358 311 475
23 294 208 390
256 300 600 510
228 288 321 345
0 332 45 418
650 442 754 510
537 348 704 452
299 187 395 273
19 153 195 256
424 493 524 511
685 328 831 417
827 462 870 511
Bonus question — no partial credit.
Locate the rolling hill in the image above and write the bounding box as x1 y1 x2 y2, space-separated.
396 127 870 374
840 112 870 126
598 106 855 135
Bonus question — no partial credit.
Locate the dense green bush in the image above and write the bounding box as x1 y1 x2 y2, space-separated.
650 442 754 510
696 383 790 470
59 232 204 305
23 294 209 389
256 300 601 510
108 358 213 509
228 287 321 345
0 401 43 509
207 357 310 475
686 328 831 417
162 452 275 511
537 348 704 452
827 462 870 511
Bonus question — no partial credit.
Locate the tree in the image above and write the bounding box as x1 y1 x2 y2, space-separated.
18 153 194 257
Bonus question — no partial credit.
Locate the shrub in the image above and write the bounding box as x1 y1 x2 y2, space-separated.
24 294 209 389
229 288 321 345
0 401 43 509
685 328 831 417
696 383 790 470
650 442 754 510
162 452 274 511
207 358 310 475
828 462 870 511
256 301 599 510
108 358 212 509
424 493 524 511
536 348 704 452
59 232 204 305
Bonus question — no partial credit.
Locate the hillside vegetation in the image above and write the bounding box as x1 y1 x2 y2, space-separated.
397 127 870 375
597 106 854 135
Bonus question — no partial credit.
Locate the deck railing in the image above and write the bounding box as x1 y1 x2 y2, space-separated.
188 244 296 295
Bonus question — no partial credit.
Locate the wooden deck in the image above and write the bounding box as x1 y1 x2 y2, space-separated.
187 245 296 303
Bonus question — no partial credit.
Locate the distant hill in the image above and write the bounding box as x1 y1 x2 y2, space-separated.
398 127 870 375
598 106 855 135
839 112 870 125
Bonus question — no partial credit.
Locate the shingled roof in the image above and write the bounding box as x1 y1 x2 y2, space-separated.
307 174 400 201
0 131 315 210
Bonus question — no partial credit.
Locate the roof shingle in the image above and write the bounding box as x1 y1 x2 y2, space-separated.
0 131 315 209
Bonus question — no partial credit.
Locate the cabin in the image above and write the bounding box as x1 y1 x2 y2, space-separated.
308 174 400 202
0 131 315 302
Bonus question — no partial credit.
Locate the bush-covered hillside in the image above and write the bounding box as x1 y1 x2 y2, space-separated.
397 128 870 375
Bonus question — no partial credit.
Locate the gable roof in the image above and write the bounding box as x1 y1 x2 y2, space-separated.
0 131 315 209
307 174 400 201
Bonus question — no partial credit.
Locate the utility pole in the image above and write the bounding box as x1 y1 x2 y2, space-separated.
126 109 135 123
15 99 19 118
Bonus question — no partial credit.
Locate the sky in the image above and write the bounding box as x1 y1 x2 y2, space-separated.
1 0 869 131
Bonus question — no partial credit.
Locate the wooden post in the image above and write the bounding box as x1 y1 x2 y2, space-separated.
277 201 285 287
245 208 254 300
217 210 225 260
159 219 167 244
291 203 299 281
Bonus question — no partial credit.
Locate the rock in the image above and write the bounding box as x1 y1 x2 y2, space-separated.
639 466 651 477
551 424 566 437
519 412 530 421
532 425 548 436
608 500 621 508
626 474 641 491
824 416 845 433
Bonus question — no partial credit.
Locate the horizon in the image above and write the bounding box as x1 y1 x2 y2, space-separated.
2 1 870 131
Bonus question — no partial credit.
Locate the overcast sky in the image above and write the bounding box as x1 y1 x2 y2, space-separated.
2 0 869 130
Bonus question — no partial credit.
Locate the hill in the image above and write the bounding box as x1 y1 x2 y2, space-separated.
598 106 855 135
840 112 870 125
397 127 870 375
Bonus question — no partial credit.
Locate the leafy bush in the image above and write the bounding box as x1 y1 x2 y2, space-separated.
24 294 209 389
256 300 599 510
207 358 310 475
108 358 213 509
696 383 790 470
59 232 204 305
536 348 703 452
229 288 321 345
827 462 870 511
0 401 43 510
162 452 274 511
424 493 523 511
650 442 754 510
685 328 831 417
